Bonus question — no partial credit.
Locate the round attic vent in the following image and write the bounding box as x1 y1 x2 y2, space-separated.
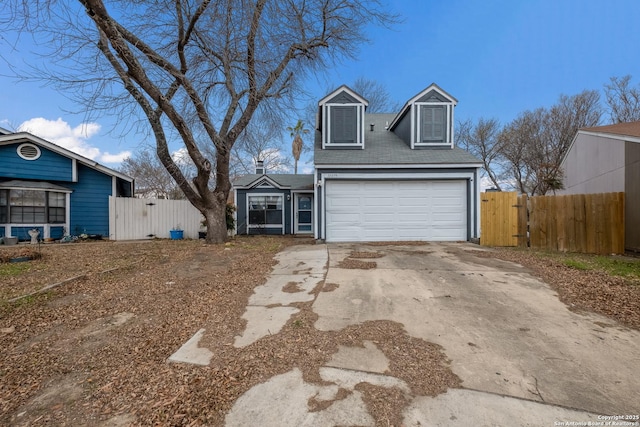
17 143 41 160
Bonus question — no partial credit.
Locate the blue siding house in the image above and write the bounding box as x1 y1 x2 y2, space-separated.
0 127 134 241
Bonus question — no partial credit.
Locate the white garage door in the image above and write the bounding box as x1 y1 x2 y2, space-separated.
325 180 467 242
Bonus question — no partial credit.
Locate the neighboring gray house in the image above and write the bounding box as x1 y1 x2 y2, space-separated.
233 83 482 243
560 121 640 251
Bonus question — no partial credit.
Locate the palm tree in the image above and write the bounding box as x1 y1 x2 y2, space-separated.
287 120 309 174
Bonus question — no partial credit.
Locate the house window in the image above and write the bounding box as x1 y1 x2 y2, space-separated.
48 192 66 223
0 190 7 223
420 105 446 143
3 189 66 224
330 106 358 144
248 195 283 227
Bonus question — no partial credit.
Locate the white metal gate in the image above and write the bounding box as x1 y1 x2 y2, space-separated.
109 196 203 240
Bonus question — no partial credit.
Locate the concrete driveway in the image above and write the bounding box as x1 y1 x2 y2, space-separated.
175 242 640 426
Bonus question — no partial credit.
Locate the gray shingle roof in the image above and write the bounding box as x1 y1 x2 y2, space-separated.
314 113 481 166
233 174 314 190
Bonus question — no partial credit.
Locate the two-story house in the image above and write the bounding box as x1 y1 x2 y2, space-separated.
233 83 482 243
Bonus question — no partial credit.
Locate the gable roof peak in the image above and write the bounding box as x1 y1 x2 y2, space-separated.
0 130 133 182
408 83 458 105
388 83 457 131
318 84 369 106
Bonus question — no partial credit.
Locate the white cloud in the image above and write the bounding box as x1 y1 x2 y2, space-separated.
17 117 130 165
171 147 193 166
100 151 132 163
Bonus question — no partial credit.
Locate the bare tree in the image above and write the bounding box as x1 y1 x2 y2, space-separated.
499 109 544 195
457 118 503 190
4 0 396 243
499 90 602 195
542 90 601 194
351 76 399 113
228 119 291 178
119 149 186 199
604 75 640 123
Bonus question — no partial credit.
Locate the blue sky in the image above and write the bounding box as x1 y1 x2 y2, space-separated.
1 0 640 172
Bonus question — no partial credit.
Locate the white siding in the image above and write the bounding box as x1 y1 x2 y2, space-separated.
109 197 203 240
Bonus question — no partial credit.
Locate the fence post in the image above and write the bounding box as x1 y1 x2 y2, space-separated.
517 194 528 248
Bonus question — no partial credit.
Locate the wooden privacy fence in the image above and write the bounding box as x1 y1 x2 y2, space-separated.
480 192 625 254
109 196 203 240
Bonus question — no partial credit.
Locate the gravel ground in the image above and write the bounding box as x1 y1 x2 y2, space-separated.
1 239 638 426
474 248 640 330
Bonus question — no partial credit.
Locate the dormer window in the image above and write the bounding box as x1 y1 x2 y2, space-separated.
319 85 368 149
330 106 359 143
418 104 448 144
389 83 457 149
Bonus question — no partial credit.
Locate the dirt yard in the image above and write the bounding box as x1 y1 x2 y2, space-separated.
1 238 639 426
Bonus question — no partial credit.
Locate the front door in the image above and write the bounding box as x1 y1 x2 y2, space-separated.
295 194 313 234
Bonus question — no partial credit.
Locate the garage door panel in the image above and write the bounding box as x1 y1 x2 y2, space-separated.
327 197 360 208
398 212 430 222
326 212 360 224
398 197 430 207
325 180 467 242
364 197 394 207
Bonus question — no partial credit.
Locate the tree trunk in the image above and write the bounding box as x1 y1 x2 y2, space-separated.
203 200 227 244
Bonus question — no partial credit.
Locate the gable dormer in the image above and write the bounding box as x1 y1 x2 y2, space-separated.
389 83 457 149
318 85 368 149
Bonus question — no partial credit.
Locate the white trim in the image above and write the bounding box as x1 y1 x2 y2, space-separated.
407 84 458 105
0 184 72 193
389 83 458 131
16 143 41 160
577 129 640 144
233 188 238 235
65 193 71 235
294 193 314 235
410 104 415 149
314 169 319 239
320 172 475 180
0 189 72 240
318 85 369 106
323 103 365 148
245 193 285 231
3 223 67 240
414 103 453 147
72 158 78 182
233 175 289 190
315 163 483 169
319 172 478 241
560 129 640 170
0 133 133 182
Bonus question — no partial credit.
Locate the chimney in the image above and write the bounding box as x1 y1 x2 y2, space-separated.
255 160 265 175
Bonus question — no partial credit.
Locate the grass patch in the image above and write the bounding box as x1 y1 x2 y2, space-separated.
593 256 640 279
536 250 640 281
0 262 31 277
0 291 51 316
563 259 591 270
